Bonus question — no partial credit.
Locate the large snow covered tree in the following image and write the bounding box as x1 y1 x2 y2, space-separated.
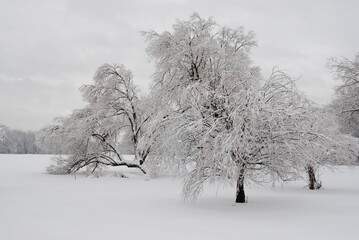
329 53 359 137
141 14 307 203
37 64 149 174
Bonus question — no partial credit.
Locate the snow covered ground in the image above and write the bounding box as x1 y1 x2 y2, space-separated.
1 154 358 240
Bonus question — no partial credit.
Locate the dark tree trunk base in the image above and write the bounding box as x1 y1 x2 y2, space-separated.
236 176 246 203
308 165 321 190
236 186 245 203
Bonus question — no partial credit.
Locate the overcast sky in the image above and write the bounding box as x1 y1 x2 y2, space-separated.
1 0 358 131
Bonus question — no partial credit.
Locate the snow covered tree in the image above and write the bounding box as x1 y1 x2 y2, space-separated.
0 125 13 153
296 107 359 189
80 63 151 163
329 53 359 137
37 64 149 174
141 14 311 203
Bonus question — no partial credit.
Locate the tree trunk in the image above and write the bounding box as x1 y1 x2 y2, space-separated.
235 169 246 203
307 165 319 190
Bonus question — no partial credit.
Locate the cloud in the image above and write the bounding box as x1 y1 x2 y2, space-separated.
0 74 83 130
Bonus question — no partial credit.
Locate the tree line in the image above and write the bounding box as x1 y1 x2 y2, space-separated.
37 13 359 203
0 124 42 154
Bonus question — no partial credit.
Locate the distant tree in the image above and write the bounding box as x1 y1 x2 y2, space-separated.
0 124 5 146
0 124 40 154
37 64 149 174
0 125 13 153
329 53 359 137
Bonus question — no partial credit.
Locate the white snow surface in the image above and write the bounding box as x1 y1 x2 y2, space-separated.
1 154 358 240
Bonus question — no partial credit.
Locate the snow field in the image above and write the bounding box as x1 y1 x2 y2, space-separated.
0 154 358 240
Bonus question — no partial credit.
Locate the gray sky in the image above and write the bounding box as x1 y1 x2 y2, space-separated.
1 0 358 131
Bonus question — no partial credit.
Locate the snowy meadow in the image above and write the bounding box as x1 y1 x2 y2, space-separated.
1 154 358 240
